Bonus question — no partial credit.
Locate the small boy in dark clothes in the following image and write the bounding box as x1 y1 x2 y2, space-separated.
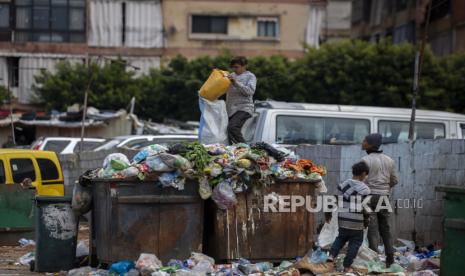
326 161 371 273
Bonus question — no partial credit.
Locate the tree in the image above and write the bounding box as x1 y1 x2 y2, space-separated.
33 59 140 111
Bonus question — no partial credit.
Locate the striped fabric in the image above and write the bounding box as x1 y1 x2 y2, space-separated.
337 179 371 230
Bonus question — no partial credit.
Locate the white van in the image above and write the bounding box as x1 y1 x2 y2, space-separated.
244 101 465 145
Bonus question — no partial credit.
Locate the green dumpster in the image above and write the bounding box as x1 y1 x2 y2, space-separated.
435 186 465 276
0 184 35 245
35 196 77 272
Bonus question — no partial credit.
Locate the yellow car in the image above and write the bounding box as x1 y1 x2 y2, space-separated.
0 149 64 196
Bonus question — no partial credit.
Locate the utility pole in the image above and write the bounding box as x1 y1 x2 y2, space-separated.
78 56 139 153
408 0 433 141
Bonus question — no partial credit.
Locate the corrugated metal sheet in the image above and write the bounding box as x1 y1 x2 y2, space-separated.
125 0 163 48
18 57 59 103
89 0 163 48
305 5 324 48
89 0 123 47
18 56 82 104
126 57 160 75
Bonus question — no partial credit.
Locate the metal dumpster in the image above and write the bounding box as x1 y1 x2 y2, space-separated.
205 180 318 263
90 179 204 265
435 186 465 276
0 184 35 245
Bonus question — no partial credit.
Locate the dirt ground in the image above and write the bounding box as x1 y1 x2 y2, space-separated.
0 224 89 275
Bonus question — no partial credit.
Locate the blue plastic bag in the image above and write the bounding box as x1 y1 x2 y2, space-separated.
109 260 135 275
309 247 328 264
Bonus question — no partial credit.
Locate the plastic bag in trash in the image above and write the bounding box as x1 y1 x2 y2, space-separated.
109 260 135 276
111 159 130 171
18 251 34 265
151 272 170 276
76 240 89 258
145 156 173 172
158 153 191 171
356 244 379 262
120 166 139 179
18 238 35 247
159 171 185 190
198 97 229 145
198 177 212 200
211 181 238 209
317 211 338 248
133 144 168 163
103 153 130 170
309 248 328 264
190 252 215 266
136 253 164 273
192 259 214 274
68 266 93 276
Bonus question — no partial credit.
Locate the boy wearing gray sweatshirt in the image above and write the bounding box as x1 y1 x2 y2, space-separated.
327 161 371 273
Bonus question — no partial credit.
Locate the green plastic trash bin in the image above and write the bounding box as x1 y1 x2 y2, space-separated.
435 186 465 276
35 196 78 272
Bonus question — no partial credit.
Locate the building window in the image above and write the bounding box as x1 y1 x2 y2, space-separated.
393 21 415 44
257 18 278 38
352 0 363 23
0 3 10 41
7 57 19 87
191 15 228 34
14 0 86 43
430 0 450 21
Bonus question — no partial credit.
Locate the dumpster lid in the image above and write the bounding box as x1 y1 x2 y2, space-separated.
36 196 72 203
435 186 465 194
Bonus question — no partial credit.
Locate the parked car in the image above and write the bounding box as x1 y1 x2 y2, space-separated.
0 149 64 196
248 101 465 145
31 137 105 154
94 135 198 151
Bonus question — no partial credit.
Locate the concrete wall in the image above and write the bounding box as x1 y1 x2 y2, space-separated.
296 139 465 246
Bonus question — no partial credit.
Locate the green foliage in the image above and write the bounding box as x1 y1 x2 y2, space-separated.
0 85 8 103
33 58 140 111
33 41 465 121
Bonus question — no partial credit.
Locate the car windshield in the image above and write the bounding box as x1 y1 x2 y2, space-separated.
94 138 125 151
129 137 198 150
276 115 370 145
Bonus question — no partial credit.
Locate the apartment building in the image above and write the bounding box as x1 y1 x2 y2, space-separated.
350 0 465 56
162 0 327 59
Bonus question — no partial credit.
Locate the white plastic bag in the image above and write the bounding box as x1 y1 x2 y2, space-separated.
198 97 228 145
317 211 338 249
136 253 163 273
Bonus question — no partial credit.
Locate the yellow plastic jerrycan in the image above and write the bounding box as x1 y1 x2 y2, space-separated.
199 69 231 101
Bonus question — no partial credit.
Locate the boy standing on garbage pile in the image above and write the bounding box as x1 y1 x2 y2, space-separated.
326 161 371 273
226 56 257 144
361 133 398 268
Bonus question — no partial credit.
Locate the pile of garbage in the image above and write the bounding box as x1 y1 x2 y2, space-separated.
92 142 327 209
307 214 442 276
68 252 301 276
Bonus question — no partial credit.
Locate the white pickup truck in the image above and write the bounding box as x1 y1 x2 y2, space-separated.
243 101 465 145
